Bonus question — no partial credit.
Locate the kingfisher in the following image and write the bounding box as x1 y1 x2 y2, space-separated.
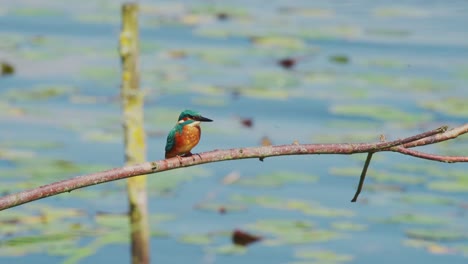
165 109 213 159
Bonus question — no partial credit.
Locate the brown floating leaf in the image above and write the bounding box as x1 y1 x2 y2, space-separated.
1 61 15 76
240 117 253 128
218 206 226 214
278 58 296 69
217 13 229 20
232 229 262 246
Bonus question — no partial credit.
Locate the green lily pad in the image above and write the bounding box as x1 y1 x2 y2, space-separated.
12 8 64 17
213 245 247 255
178 234 213 245
405 228 467 241
231 195 354 217
356 73 447 92
236 171 317 187
295 249 353 263
4 85 75 101
331 221 367 232
366 28 411 37
240 87 290 100
427 179 468 193
81 130 122 143
399 194 455 205
329 167 366 177
372 7 429 18
279 7 334 18
379 213 448 225
0 232 80 256
80 67 119 84
251 36 306 50
251 70 300 90
420 97 468 118
192 47 243 65
11 157 110 180
95 212 129 230
0 148 36 161
329 55 350 64
248 219 341 245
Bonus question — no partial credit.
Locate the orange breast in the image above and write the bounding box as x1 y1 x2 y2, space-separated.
166 125 201 158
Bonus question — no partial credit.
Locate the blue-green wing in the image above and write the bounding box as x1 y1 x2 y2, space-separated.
165 124 185 152
165 127 177 152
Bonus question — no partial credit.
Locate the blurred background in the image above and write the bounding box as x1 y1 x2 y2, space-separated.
0 0 467 263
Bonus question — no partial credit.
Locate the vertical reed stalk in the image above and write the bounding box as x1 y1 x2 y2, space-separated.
119 3 150 264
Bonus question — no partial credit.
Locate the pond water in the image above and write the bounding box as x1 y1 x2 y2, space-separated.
0 0 467 263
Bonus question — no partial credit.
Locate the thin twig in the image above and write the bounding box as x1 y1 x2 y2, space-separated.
351 153 373 202
393 146 468 163
403 124 467 148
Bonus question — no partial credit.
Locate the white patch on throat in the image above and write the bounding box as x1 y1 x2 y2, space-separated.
188 121 200 126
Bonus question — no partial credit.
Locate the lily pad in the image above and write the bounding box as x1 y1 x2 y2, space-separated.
420 97 468 118
248 219 341 245
329 167 366 177
372 7 430 18
178 234 213 245
366 28 411 37
12 8 64 17
95 212 129 230
331 221 367 232
427 179 468 193
399 194 455 205
329 55 350 64
4 85 75 101
405 228 467 241
251 36 306 50
379 213 448 225
231 195 354 217
295 249 353 263
213 245 247 255
251 70 300 90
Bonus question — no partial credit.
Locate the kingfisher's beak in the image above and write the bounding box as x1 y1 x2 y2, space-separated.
195 115 213 122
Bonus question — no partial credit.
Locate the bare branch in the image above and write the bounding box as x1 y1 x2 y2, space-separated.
392 146 468 163
403 124 468 148
0 124 466 211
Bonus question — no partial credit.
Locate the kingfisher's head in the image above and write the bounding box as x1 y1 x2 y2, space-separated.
178 110 213 126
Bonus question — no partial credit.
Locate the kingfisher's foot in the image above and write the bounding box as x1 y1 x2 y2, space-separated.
183 152 197 161
183 152 202 161
175 155 183 165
